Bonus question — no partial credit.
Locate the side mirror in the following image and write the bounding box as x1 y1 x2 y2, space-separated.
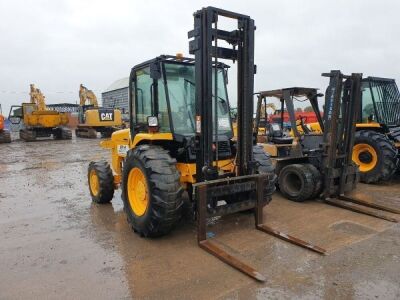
150 62 161 79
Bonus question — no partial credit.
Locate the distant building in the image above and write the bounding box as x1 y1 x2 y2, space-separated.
102 77 129 113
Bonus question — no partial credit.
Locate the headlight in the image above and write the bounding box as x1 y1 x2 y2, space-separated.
147 116 159 127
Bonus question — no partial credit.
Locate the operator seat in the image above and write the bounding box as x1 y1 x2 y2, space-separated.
267 123 293 144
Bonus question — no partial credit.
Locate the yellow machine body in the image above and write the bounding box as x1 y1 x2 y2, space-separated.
355 122 382 129
82 109 123 127
101 129 234 187
22 103 69 128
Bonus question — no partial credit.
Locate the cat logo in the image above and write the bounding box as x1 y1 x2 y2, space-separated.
98 109 114 122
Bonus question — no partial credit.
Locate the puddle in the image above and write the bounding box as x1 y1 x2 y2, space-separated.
330 221 377 236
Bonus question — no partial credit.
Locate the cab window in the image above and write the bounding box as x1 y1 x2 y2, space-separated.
135 67 153 124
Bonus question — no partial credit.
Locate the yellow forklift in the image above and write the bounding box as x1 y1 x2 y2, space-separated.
75 84 123 138
86 7 333 281
8 84 72 141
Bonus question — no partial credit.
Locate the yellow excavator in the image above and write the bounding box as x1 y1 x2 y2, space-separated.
0 104 11 143
8 84 72 141
75 84 123 138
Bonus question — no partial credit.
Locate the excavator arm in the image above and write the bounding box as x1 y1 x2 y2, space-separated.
29 84 47 111
79 84 99 107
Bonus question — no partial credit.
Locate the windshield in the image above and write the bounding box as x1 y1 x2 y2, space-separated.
164 62 232 135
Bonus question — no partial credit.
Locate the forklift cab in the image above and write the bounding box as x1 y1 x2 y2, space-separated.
128 55 234 162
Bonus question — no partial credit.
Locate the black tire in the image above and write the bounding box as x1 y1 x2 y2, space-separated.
88 161 115 204
303 163 322 199
122 145 183 237
353 130 398 183
278 164 314 202
253 145 277 203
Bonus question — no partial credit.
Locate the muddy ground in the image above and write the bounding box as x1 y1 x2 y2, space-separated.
0 137 399 299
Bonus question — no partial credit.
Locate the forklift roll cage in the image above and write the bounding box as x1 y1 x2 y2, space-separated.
128 55 233 143
360 77 400 127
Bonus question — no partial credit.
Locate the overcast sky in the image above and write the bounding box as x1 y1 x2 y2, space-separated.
0 0 399 113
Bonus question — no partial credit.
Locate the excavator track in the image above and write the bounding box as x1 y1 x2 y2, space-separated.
61 128 72 140
20 129 37 141
75 127 98 138
0 130 11 143
53 127 72 140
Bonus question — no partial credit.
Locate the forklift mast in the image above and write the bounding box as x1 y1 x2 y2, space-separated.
321 71 362 197
189 7 256 181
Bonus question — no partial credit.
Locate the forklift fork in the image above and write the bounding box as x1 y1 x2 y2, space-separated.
195 174 327 282
324 196 399 223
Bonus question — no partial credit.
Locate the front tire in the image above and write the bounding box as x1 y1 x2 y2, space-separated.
122 145 183 237
353 130 398 183
278 164 314 202
253 145 277 203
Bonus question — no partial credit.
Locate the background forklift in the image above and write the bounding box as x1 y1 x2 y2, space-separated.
352 77 400 183
75 84 123 138
0 104 11 143
8 84 72 141
272 77 400 184
254 72 400 221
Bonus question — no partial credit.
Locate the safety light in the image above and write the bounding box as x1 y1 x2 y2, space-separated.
176 52 184 60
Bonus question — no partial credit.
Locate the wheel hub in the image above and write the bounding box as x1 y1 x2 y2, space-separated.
352 143 378 172
89 169 100 196
359 151 373 164
127 167 149 216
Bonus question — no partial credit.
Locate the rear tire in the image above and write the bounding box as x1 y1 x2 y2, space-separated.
88 161 115 204
278 164 314 202
122 145 183 237
353 130 398 183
